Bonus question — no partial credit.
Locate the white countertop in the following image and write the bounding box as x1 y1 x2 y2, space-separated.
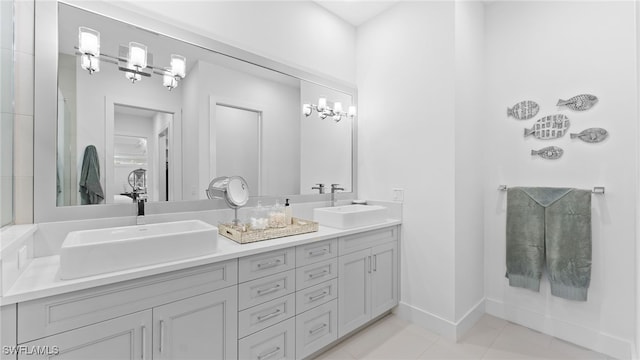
1 220 400 305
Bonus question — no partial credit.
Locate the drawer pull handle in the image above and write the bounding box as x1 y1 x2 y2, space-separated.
257 259 282 269
257 308 282 322
373 255 377 272
159 320 165 353
257 346 281 360
368 256 372 274
309 291 328 302
309 323 327 335
308 269 329 279
257 284 281 295
308 248 328 257
141 326 146 359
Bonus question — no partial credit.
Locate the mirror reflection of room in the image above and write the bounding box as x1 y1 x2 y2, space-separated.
55 2 355 208
113 105 172 203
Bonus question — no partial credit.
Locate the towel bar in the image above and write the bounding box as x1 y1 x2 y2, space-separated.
498 185 605 194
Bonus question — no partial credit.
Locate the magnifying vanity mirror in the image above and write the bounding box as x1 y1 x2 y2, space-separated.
35 1 358 221
206 176 250 225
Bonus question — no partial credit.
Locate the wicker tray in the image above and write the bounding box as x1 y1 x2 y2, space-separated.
218 217 319 244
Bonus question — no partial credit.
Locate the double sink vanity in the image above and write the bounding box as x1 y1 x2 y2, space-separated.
0 204 400 359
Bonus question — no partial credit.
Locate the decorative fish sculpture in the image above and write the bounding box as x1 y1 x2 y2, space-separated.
524 114 570 139
570 128 608 143
507 100 539 120
557 94 598 111
531 146 563 160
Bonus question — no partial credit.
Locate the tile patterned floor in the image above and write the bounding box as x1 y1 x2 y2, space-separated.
314 314 612 360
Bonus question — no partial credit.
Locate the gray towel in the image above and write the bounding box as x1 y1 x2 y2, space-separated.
79 145 104 205
506 187 591 301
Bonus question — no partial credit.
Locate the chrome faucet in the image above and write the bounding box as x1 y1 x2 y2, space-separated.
312 183 326 194
135 193 148 225
331 184 344 206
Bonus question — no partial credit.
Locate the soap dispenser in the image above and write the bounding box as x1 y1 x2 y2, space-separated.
285 199 292 225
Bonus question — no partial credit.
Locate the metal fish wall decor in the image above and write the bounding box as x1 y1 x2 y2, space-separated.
507 100 540 120
570 128 608 143
557 94 598 111
524 114 570 140
531 146 563 160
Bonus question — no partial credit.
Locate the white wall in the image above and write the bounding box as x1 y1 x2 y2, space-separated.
357 1 458 330
483 2 637 358
181 60 300 200
109 1 357 84
454 0 485 324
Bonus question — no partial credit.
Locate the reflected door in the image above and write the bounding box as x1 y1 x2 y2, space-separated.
215 105 260 196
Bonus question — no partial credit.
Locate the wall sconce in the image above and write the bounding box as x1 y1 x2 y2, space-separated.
303 97 357 122
78 27 100 74
76 27 187 91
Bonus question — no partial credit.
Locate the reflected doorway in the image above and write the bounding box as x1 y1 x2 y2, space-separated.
113 104 173 203
214 104 261 196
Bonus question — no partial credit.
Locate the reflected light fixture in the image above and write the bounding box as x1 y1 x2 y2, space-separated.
78 27 100 74
302 97 357 122
76 26 187 91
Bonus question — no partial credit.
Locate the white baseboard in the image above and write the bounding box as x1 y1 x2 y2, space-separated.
393 299 485 341
485 298 633 360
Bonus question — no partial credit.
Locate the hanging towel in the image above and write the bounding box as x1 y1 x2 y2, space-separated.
79 145 104 205
506 187 591 301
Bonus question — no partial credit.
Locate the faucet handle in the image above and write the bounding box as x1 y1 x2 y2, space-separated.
316 183 325 187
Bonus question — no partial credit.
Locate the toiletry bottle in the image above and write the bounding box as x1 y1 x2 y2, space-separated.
285 198 292 225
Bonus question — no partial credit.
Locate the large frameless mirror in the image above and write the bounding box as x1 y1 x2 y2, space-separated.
54 2 355 209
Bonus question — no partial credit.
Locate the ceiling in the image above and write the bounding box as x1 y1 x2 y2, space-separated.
313 1 400 27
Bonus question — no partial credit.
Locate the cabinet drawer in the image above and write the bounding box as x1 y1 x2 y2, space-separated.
339 226 398 255
296 239 337 266
295 258 337 291
239 248 295 283
238 317 295 360
239 293 295 339
238 270 295 310
296 299 338 359
296 279 337 315
18 260 237 344
20 309 152 360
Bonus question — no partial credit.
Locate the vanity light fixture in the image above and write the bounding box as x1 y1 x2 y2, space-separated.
75 27 187 90
78 27 100 74
302 97 357 122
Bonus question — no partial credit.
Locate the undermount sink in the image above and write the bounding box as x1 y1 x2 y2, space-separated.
313 204 388 229
60 220 218 280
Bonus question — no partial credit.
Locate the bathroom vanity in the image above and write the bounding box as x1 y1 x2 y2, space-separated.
0 222 399 359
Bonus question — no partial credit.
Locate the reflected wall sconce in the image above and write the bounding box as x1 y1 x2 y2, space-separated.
76 27 186 91
303 97 356 122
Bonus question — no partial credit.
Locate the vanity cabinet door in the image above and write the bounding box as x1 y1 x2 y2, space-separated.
338 248 371 337
19 310 152 360
153 286 237 360
371 242 398 317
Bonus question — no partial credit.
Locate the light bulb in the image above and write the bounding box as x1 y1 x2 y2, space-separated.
348 105 357 118
128 42 147 69
334 102 343 114
80 54 100 74
317 98 327 112
163 70 178 90
302 104 312 116
170 54 186 78
78 27 100 56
